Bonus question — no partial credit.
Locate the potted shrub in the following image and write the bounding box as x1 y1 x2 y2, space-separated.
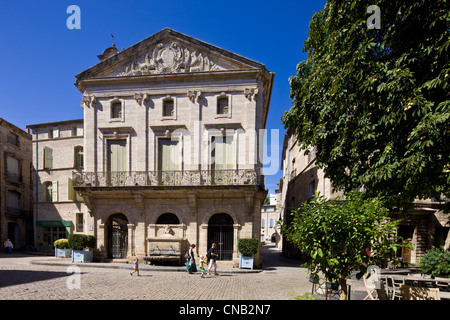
238 238 259 269
69 234 96 262
54 239 71 258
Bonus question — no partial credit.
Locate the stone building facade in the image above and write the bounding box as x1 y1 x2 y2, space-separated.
27 119 87 251
37 28 275 266
0 118 33 249
260 193 282 248
279 127 450 264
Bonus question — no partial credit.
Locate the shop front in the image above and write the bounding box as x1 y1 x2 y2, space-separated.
36 220 71 252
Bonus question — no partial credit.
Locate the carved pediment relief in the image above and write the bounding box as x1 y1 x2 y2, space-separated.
114 41 224 77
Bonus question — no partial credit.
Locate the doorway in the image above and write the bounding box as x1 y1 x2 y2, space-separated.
107 213 128 259
397 226 415 263
7 222 19 249
207 213 234 260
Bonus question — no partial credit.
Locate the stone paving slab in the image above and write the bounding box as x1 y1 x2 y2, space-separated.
0 245 369 301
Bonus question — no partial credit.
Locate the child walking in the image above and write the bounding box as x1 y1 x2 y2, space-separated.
199 255 207 278
130 257 140 276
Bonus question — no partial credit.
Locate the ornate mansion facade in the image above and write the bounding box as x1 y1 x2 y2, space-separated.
29 29 274 266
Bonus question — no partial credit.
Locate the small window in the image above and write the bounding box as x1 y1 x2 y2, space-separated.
156 213 180 224
6 156 21 182
217 97 229 115
163 99 174 117
76 213 84 232
111 102 122 119
43 181 53 202
72 124 84 137
8 133 19 146
74 146 83 168
50 127 60 139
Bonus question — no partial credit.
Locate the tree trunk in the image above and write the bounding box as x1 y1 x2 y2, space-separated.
338 277 348 300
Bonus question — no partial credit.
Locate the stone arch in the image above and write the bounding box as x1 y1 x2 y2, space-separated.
100 207 134 225
202 207 239 226
151 208 184 225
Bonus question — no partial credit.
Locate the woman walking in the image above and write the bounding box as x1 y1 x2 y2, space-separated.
185 244 197 274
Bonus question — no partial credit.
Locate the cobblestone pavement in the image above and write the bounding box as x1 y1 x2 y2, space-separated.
0 244 366 300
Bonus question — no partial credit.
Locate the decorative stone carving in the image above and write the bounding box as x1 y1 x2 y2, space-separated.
82 94 97 108
244 88 258 101
187 90 202 103
134 92 149 106
119 42 222 76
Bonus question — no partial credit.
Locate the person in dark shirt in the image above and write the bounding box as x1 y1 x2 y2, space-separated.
206 243 219 276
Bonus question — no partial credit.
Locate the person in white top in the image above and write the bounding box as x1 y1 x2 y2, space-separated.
4 239 13 255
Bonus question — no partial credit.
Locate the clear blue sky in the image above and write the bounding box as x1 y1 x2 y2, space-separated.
0 0 326 194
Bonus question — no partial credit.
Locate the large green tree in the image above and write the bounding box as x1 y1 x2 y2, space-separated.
282 191 410 300
282 0 449 211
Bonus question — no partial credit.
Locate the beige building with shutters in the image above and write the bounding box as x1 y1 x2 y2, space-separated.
27 119 87 251
29 29 274 267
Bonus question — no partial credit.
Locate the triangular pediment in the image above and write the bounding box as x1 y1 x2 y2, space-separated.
76 28 266 83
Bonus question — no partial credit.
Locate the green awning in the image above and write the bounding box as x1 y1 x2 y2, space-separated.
36 220 71 227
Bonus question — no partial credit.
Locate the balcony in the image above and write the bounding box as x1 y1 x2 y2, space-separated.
72 169 263 188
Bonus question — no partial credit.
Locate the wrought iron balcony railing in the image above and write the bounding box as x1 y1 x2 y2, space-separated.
72 169 263 188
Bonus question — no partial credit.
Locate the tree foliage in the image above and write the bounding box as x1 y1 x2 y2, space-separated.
282 191 411 299
282 0 449 211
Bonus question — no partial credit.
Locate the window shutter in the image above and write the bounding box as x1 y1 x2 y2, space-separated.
52 181 58 202
43 147 53 169
68 178 74 201
53 127 59 138
76 124 83 136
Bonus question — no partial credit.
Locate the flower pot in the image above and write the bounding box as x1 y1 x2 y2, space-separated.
239 254 254 270
71 249 93 262
55 248 71 258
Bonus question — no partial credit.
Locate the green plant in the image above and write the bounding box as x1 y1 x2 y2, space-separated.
68 234 96 250
282 190 411 300
54 239 70 249
237 238 259 256
419 247 450 278
295 292 319 300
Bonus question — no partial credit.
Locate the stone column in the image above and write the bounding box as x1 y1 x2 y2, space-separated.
127 223 135 257
97 223 106 261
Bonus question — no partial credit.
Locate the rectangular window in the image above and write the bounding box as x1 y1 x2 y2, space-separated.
217 97 229 115
72 124 84 137
211 136 234 170
111 102 122 119
163 99 174 117
107 140 127 172
52 127 60 138
8 133 19 146
158 139 179 171
7 191 20 215
158 139 180 185
261 218 265 228
74 146 83 168
211 136 234 185
6 156 21 182
76 213 84 232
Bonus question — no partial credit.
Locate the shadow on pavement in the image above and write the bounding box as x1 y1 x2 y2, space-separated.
0 270 71 288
